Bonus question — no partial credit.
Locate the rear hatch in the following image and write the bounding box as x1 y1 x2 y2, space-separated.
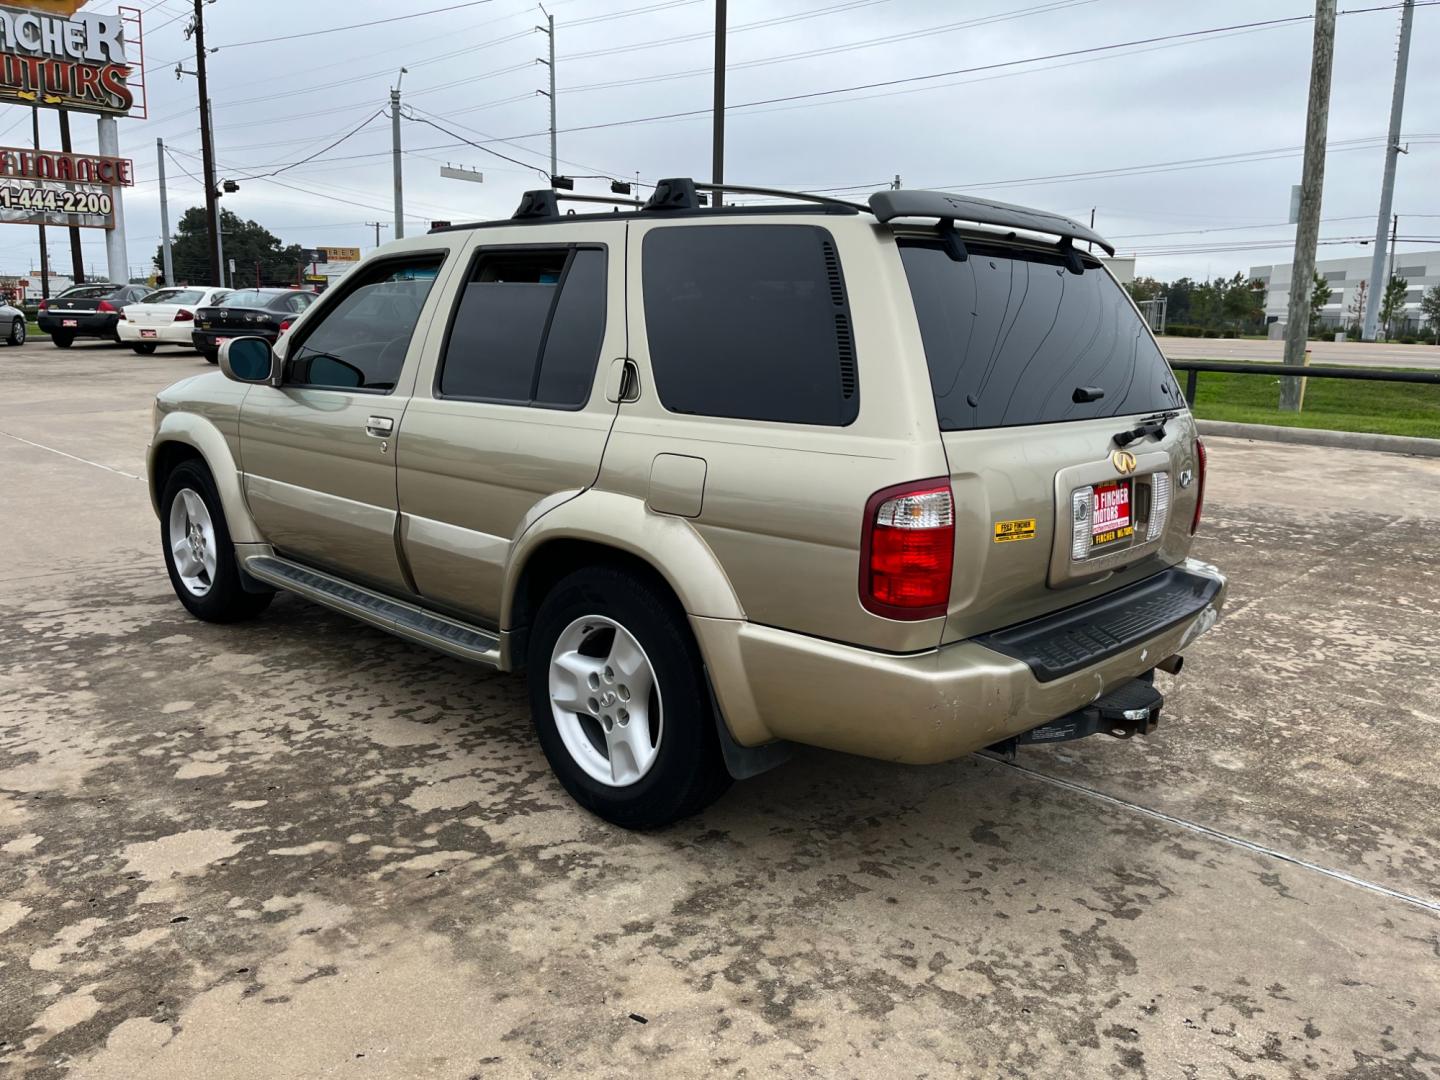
126 288 209 327
896 236 1203 643
196 291 282 336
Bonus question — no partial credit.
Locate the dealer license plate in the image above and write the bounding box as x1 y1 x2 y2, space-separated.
1091 480 1133 546
215 337 229 346
140 329 157 338
62 319 78 327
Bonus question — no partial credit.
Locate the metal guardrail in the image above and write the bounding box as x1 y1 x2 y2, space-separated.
1168 359 1440 407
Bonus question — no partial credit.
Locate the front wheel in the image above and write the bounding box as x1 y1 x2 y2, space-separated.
132 342 158 355
160 461 273 623
7 317 24 346
527 565 730 829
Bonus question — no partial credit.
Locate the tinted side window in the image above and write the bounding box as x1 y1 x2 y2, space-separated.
438 247 606 408
640 224 858 426
286 258 444 392
899 241 1180 430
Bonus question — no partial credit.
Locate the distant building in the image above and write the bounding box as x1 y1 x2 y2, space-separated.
1249 249 1439 334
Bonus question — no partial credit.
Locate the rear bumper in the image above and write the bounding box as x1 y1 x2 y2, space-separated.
694 558 1226 764
119 321 193 346
38 312 118 337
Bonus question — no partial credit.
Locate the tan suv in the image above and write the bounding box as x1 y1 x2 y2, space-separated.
147 179 1226 828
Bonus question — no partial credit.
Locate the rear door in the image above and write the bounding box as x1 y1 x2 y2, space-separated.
237 251 457 594
895 237 1202 642
395 221 624 624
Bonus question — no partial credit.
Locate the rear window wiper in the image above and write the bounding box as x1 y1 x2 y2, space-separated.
1112 410 1180 448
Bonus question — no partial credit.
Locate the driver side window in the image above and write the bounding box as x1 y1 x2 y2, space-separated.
286 257 444 392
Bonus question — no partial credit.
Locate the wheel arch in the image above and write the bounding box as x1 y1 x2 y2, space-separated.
148 413 262 543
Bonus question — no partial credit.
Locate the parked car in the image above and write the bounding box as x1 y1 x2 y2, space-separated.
0 299 25 346
38 283 152 348
147 178 1226 829
119 286 231 355
191 288 316 364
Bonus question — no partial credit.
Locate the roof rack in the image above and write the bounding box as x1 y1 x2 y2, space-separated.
511 189 642 220
868 190 1115 256
643 177 863 213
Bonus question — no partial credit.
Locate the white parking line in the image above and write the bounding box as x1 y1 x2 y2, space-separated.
0 429 142 481
989 756 1440 915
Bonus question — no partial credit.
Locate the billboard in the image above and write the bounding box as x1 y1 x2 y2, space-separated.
318 246 361 263
0 143 129 229
0 4 141 116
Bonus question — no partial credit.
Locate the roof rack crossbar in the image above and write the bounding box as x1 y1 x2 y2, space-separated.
512 189 642 220
691 180 865 213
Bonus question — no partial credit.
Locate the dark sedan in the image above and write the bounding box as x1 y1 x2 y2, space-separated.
38 283 152 348
192 288 317 363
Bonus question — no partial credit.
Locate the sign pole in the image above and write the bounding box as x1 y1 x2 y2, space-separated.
58 109 85 285
31 104 49 300
157 139 174 285
97 116 127 285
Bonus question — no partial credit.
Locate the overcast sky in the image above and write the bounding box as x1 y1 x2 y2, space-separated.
1 0 1435 284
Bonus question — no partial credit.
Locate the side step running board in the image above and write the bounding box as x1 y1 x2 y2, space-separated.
242 554 503 669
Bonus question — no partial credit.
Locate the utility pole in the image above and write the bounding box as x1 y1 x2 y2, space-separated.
1361 0 1414 341
58 109 84 284
365 221 389 248
1279 0 1336 412
31 104 48 298
208 98 227 288
537 7 556 179
191 0 221 287
157 138 174 286
391 68 407 240
712 0 726 207
891 175 902 190
1384 212 1399 336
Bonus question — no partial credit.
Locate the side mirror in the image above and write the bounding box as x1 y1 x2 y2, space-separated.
219 336 278 386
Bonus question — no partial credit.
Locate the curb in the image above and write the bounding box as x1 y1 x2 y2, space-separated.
1196 420 1440 458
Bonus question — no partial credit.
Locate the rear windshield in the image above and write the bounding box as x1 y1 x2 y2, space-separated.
219 290 271 308
899 240 1180 430
143 288 205 305
59 285 119 299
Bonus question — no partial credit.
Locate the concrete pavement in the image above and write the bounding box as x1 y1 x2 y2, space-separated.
1159 334 1440 370
2 342 1439 1079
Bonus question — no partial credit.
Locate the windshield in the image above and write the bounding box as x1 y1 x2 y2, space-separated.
142 288 205 305
899 240 1181 430
219 290 271 308
59 285 119 300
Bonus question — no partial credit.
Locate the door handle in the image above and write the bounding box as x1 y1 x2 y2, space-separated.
365 416 395 438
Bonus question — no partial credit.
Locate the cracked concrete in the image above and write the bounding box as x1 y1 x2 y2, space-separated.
2 344 1438 1079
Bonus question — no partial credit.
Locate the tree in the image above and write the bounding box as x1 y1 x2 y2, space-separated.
1220 272 1265 330
1308 271 1332 336
1378 275 1408 337
155 207 307 287
1420 283 1440 338
1125 276 1165 304
1346 279 1368 336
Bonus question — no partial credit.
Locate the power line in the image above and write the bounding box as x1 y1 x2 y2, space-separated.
400 112 550 178
213 0 499 52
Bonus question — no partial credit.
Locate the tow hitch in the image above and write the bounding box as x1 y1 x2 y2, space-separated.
988 675 1165 756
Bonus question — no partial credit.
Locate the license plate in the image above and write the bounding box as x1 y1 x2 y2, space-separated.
140 329 157 338
1091 480 1133 546
215 337 229 346
62 319 78 327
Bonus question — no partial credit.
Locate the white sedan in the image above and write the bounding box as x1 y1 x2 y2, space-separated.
118 287 230 354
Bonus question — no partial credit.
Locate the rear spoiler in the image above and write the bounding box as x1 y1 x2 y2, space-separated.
868 190 1115 257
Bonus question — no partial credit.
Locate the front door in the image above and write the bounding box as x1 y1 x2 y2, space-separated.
238 252 457 595
396 222 625 623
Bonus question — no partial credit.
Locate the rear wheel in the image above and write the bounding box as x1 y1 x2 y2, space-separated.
7 318 23 346
199 349 218 365
132 342 158 355
160 460 273 623
51 333 73 349
527 565 730 829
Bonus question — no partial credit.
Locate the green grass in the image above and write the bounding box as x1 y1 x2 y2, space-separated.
27 322 46 338
1187 367 1440 439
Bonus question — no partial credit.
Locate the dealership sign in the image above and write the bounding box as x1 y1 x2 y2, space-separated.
0 4 136 115
0 145 133 185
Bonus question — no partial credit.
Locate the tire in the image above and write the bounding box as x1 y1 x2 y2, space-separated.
527 565 731 829
132 343 158 355
7 318 24 346
160 460 273 624
200 349 218 365
51 333 73 349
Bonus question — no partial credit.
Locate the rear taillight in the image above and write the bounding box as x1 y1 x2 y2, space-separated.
97 300 116 313
860 480 954 620
38 299 47 312
279 319 292 333
174 309 194 322
1190 439 1207 535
